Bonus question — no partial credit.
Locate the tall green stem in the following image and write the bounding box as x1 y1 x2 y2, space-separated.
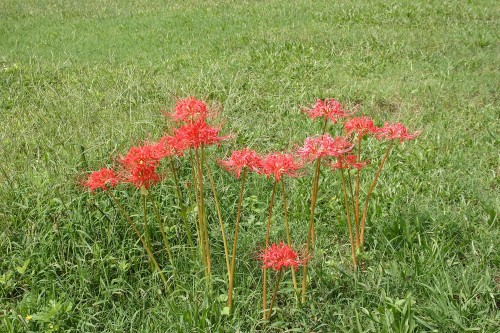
354 136 362 247
263 181 278 319
195 147 211 277
169 158 194 249
106 190 170 290
228 168 248 312
301 157 321 303
141 191 151 262
360 141 394 247
202 147 230 277
340 169 357 269
266 269 283 320
281 180 299 304
147 191 175 270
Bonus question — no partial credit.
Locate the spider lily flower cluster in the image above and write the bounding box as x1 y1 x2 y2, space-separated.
81 96 419 320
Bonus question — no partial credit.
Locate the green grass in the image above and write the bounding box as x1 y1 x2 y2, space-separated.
1 0 499 331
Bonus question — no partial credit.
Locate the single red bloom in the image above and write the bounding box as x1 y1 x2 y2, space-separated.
122 165 161 189
171 119 229 150
260 242 302 271
166 96 209 123
302 98 350 123
119 144 163 189
120 145 160 169
258 152 302 182
82 168 119 192
331 154 370 170
297 134 354 163
344 116 378 137
376 122 420 142
219 147 262 178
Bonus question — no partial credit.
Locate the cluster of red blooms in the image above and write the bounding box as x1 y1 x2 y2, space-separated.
83 97 419 190
82 97 228 192
260 242 303 271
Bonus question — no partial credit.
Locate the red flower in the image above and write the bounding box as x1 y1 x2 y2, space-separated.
122 165 161 189
166 96 209 123
297 134 354 162
376 122 421 142
219 147 262 178
119 145 162 189
303 98 350 123
258 152 302 182
171 119 229 150
344 116 378 137
331 154 370 170
82 168 119 192
260 242 302 271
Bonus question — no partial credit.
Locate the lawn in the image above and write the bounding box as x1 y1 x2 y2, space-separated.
0 0 498 332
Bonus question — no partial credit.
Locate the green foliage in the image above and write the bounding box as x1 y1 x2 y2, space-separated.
1 0 499 332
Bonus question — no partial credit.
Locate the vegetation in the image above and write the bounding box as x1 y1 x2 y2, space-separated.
1 0 498 331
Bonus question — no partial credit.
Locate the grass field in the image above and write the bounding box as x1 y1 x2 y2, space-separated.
1 0 499 332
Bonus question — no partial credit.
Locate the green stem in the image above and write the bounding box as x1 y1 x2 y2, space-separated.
340 169 357 269
301 156 321 303
263 181 278 319
169 157 194 249
106 190 170 291
147 191 175 271
354 136 362 248
203 147 230 277
195 147 211 277
281 180 299 304
141 191 151 261
228 168 248 312
266 269 283 321
360 140 394 247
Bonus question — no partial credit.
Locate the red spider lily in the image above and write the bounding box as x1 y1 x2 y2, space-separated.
260 242 303 271
166 96 210 123
219 147 262 178
258 152 302 182
122 165 161 189
344 116 378 137
171 119 229 150
297 134 354 163
303 98 350 123
376 122 421 142
119 145 163 189
82 168 119 192
331 154 370 170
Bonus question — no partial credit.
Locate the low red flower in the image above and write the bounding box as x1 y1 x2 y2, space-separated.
303 98 350 123
260 242 302 271
297 134 354 162
344 116 378 137
166 96 209 123
82 168 119 192
331 154 370 170
171 119 229 150
119 144 163 189
219 147 262 178
376 122 421 142
258 152 302 182
123 165 161 189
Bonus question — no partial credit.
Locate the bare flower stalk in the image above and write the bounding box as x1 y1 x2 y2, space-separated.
202 147 230 277
340 169 357 269
281 180 299 303
169 157 194 249
301 156 321 303
106 189 170 291
266 269 283 320
263 181 278 318
360 140 393 247
228 168 248 312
